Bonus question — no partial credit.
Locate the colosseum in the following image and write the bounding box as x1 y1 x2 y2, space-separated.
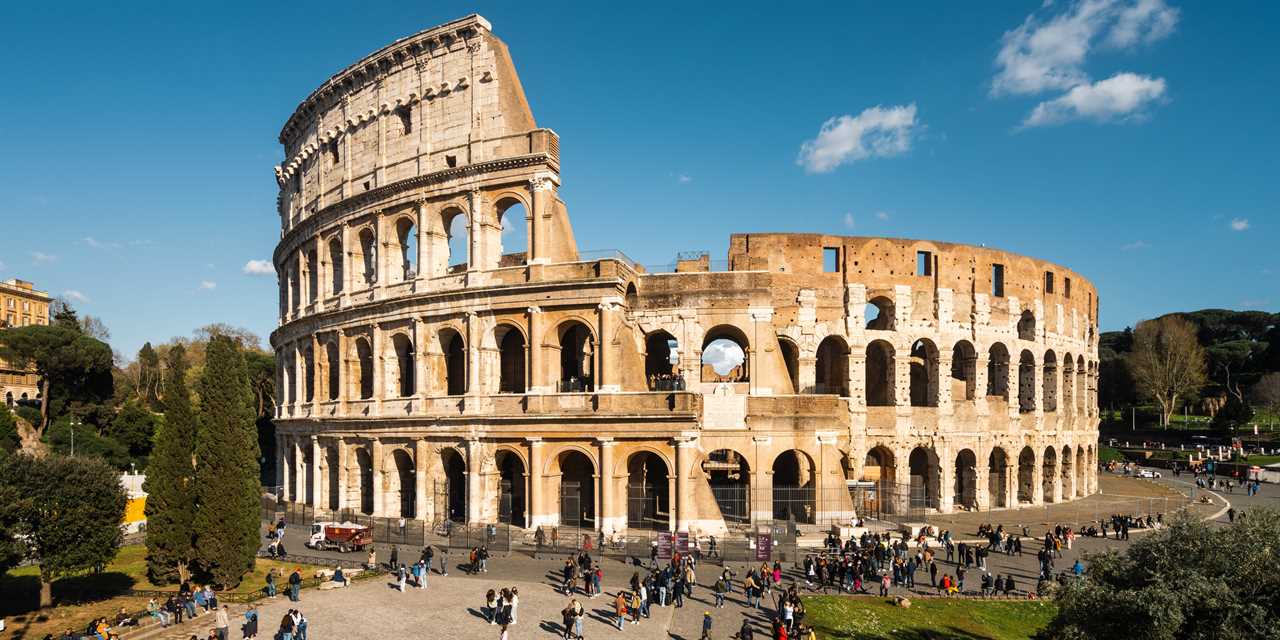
270 15 1100 537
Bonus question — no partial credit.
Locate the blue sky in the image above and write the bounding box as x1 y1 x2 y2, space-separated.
0 1 1275 358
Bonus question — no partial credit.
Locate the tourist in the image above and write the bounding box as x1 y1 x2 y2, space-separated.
288 568 302 602
614 591 628 630
486 588 498 624
242 605 259 639
334 565 348 587
714 576 727 608
440 546 450 576
148 598 171 627
277 611 294 640
215 605 230 640
265 570 277 598
701 611 713 640
293 610 308 640
739 618 754 640
510 587 520 624
390 544 399 570
397 563 407 592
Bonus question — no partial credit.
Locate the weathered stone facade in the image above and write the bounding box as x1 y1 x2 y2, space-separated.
270 15 1100 535
1 278 51 407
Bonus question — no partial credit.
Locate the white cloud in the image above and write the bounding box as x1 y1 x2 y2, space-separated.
81 236 122 250
1121 240 1151 250
701 339 745 376
63 290 89 304
1230 218 1250 231
797 104 920 174
843 212 855 229
242 259 274 276
1106 0 1179 48
677 174 692 184
198 280 217 291
30 251 56 264
1023 72 1166 126
875 211 890 220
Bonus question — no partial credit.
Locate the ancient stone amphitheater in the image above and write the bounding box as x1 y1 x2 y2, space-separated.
270 15 1100 536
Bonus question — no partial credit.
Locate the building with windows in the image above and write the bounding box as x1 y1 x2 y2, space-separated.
270 15 1100 535
1 278 51 407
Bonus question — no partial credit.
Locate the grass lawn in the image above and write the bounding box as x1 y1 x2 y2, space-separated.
803 595 1057 640
0 545 322 639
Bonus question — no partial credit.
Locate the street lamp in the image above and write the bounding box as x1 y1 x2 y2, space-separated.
68 419 79 457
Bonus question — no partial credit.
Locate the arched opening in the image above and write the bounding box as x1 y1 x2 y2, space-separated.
394 217 418 282
302 345 315 402
355 447 374 515
861 446 898 515
988 448 1009 508
1042 350 1058 412
814 335 849 395
289 262 300 311
644 331 680 390
555 450 596 529
557 322 595 392
987 343 1010 400
909 339 939 407
1062 354 1075 412
496 450 527 528
625 283 638 310
497 325 526 393
389 449 415 518
626 452 670 531
393 105 412 135
325 445 340 510
1075 445 1086 497
281 354 294 405
328 238 343 295
445 210 469 273
772 450 815 524
1042 446 1058 503
358 228 377 287
441 448 467 523
301 448 314 505
703 449 750 525
355 338 374 400
1017 447 1036 504
950 340 977 401
1076 356 1086 413
497 199 528 265
865 340 895 406
1060 446 1073 500
865 296 895 330
1018 350 1036 413
306 248 319 303
1017 310 1036 341
390 333 415 397
441 329 466 396
701 326 749 383
953 449 978 510
778 338 800 394
908 447 940 510
325 341 340 401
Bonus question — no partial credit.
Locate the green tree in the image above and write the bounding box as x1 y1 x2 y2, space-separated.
192 336 260 587
137 342 162 410
107 400 160 465
0 406 20 453
1 453 128 607
42 418 130 468
144 345 197 584
1127 316 1208 426
0 323 113 451
0 454 27 579
1037 509 1280 640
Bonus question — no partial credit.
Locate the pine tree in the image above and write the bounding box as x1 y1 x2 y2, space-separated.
192 336 261 587
143 345 197 584
137 342 162 410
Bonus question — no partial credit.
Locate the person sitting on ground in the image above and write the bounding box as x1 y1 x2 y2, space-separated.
333 565 348 586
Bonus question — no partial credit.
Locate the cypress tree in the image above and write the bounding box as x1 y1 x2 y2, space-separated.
192 336 261 587
143 345 197 583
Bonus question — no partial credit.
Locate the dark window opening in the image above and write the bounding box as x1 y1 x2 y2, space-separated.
992 264 1005 297
1064 277 1072 298
1045 271 1055 294
446 155 457 168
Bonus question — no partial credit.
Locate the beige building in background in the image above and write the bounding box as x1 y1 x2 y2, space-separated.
1 278 50 407
270 15 1100 535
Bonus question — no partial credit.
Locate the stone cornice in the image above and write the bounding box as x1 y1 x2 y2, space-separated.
278 14 491 145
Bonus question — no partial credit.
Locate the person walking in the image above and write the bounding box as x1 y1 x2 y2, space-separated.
440 546 449 576
713 576 726 608
397 564 407 592
288 568 302 602
701 611 713 640
509 587 519 625
486 589 498 624
615 591 628 630
215 605 230 640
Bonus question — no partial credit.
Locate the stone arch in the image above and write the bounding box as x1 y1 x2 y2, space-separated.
288 259 301 311
626 450 671 530
443 207 469 273
814 335 850 395
387 448 415 518
301 446 314 505
778 337 800 394
1076 355 1086 413
772 449 816 523
1018 350 1036 413
1042 446 1058 503
1061 445 1074 499
356 227 377 287
387 332 415 398
950 340 978 401
1075 444 1086 497
353 336 374 400
987 447 1009 508
953 449 978 510
392 215 418 283
1062 353 1075 411
354 446 374 515
862 445 898 515
701 324 749 383
556 319 596 392
909 338 939 407
703 448 751 524
1017 446 1036 504
495 323 527 393
305 246 319 303
865 296 895 330
1017 310 1036 341
495 195 529 264
324 340 340 401
301 343 315 402
644 330 679 388
324 444 340 510
440 447 467 522
548 447 597 528
987 343 1010 400
495 448 527 528
625 283 639 310
908 446 941 510
327 236 344 296
439 327 466 396
865 340 896 406
1042 350 1058 412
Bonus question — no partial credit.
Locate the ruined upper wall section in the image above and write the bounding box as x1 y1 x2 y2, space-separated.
273 15 553 228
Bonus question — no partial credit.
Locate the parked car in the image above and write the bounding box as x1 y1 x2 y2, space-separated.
1137 469 1162 479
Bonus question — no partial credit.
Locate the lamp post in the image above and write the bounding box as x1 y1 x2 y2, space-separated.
68 419 79 457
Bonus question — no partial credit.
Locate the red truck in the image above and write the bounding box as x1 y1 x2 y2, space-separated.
306 521 372 553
